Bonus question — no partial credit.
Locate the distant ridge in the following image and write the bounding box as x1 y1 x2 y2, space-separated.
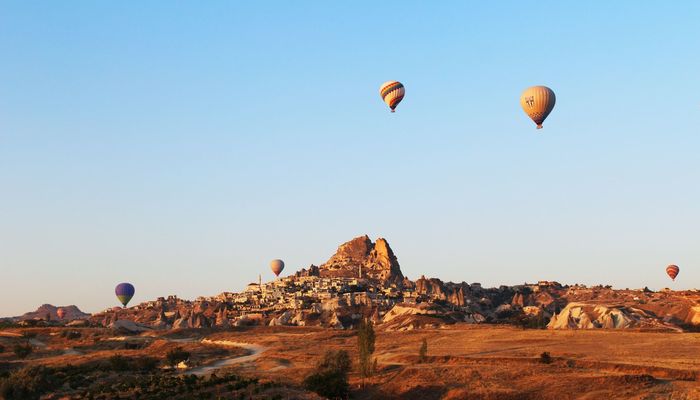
13 304 90 321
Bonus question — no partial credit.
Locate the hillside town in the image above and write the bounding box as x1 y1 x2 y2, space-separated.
7 235 699 334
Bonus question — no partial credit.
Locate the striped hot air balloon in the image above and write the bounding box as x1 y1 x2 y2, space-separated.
666 264 680 281
520 86 556 129
115 282 135 307
56 307 66 320
379 81 405 113
270 259 285 277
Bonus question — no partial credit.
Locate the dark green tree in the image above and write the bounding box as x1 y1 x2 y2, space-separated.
13 343 33 359
303 350 350 399
418 338 428 363
540 351 552 364
357 318 376 379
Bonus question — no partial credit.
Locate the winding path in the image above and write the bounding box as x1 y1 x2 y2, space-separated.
189 340 266 376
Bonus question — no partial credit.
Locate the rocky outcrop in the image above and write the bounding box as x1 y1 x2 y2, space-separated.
547 302 667 330
110 319 152 334
415 276 448 300
215 309 230 328
328 312 345 329
233 315 253 327
319 235 404 285
269 310 294 326
381 303 459 331
294 265 320 278
151 309 171 330
511 293 525 307
172 313 191 329
15 304 90 322
188 312 210 329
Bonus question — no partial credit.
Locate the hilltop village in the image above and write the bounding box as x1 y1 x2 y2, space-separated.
8 235 700 333
70 235 696 333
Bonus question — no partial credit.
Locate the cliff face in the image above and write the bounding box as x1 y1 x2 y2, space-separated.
319 235 404 285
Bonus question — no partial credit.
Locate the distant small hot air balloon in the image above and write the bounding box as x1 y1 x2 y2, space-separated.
666 264 680 281
520 86 556 129
115 283 135 307
270 259 285 277
379 81 405 113
56 308 66 320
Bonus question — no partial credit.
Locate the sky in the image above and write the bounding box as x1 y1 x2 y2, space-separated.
1 2 699 316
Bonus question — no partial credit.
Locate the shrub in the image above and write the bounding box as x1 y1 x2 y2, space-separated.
13 343 33 359
108 355 130 371
0 366 57 399
317 349 351 375
303 350 351 399
539 351 552 364
303 369 349 400
60 330 81 340
124 341 141 350
0 344 5 353
22 331 37 339
135 357 159 371
166 347 190 367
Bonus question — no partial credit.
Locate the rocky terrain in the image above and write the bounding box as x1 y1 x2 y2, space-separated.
7 304 90 325
8 235 700 334
317 235 405 284
2 235 700 399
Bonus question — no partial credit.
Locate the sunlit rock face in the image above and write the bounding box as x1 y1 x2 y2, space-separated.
319 235 404 285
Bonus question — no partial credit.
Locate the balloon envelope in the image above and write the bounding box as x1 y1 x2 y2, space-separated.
379 81 405 112
115 282 135 307
520 86 556 129
666 265 679 281
270 259 285 277
56 308 66 319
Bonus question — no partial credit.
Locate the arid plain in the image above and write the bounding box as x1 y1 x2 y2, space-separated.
2 324 699 399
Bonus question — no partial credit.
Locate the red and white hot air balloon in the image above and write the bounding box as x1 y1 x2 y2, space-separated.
666 264 680 281
56 308 66 320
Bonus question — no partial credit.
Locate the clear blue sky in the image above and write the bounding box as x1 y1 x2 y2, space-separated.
1 2 699 316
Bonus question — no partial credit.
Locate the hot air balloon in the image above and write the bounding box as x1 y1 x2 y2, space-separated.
520 86 556 129
379 81 405 113
56 308 66 320
666 264 680 281
270 259 285 278
115 283 135 307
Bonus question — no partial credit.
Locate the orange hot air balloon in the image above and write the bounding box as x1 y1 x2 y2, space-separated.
57 308 66 320
666 264 679 281
520 86 556 129
270 259 285 277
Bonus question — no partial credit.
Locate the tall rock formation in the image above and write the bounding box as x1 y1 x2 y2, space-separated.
319 235 404 285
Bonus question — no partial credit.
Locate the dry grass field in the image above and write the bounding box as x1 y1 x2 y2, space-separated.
2 325 699 399
209 325 700 399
